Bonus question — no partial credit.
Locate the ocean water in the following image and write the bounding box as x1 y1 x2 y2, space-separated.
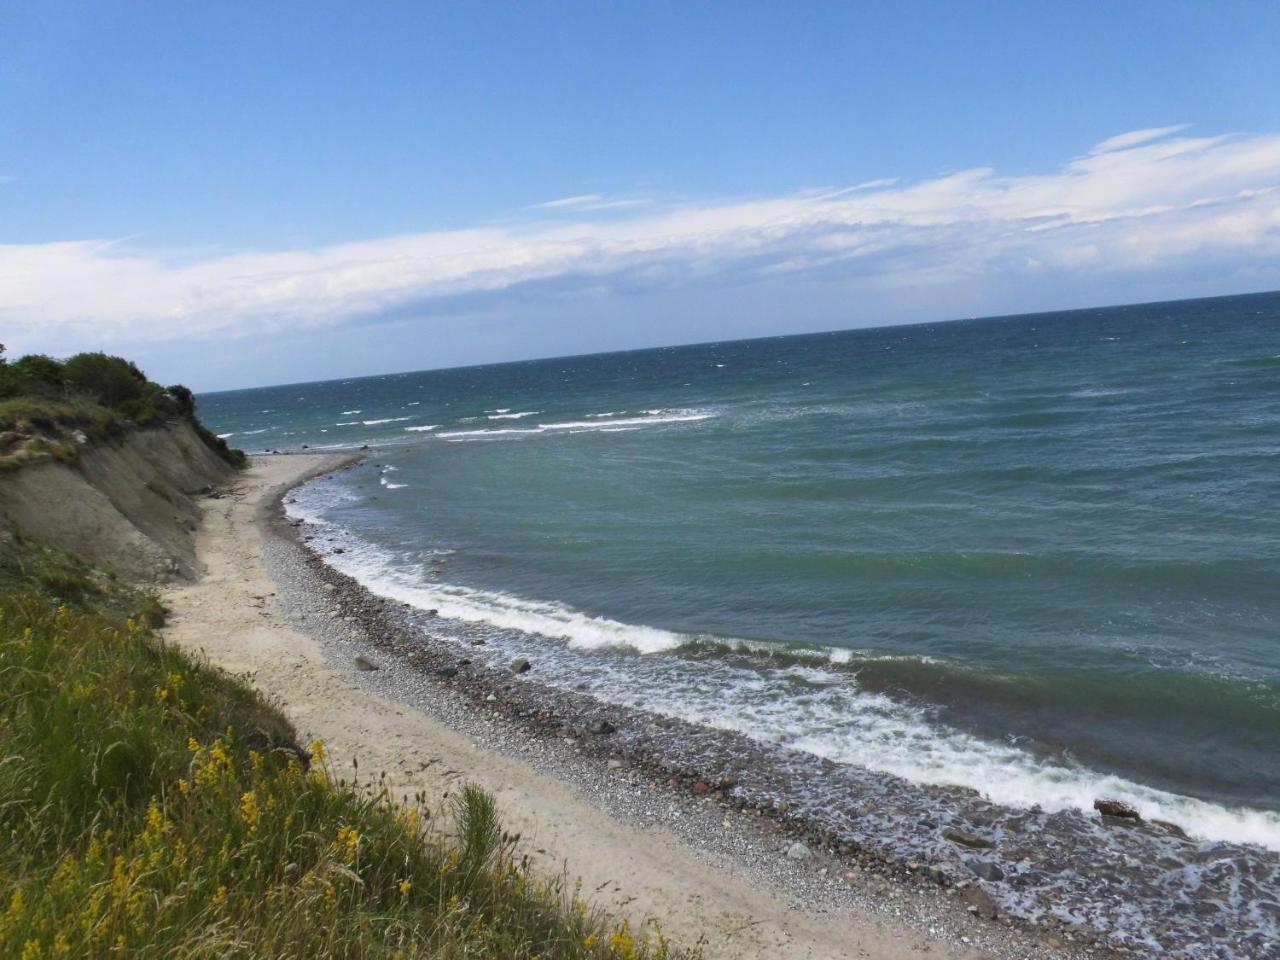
203 291 1280 848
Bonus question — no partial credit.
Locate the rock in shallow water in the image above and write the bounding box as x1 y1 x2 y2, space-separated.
944 828 995 849
967 859 1005 882
510 657 531 674
1094 797 1141 820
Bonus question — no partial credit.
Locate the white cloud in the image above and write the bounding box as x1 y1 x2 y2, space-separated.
1090 125 1191 154
530 193 651 211
3 125 1279 355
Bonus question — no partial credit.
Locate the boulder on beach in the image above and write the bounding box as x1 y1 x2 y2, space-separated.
1094 797 1141 820
510 657 531 674
354 655 379 671
786 842 811 861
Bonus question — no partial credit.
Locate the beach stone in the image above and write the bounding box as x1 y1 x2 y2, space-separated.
588 718 616 736
354 655 379 671
1151 819 1189 840
332 547 344 554
944 828 995 849
510 657 532 674
1094 798 1141 820
967 859 1005 882
961 883 1000 919
607 758 624 770
436 666 458 678
786 842 812 861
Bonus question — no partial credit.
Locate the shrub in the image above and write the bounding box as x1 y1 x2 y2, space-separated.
61 352 149 408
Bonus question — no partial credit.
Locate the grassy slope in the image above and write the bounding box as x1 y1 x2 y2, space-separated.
0 541 686 958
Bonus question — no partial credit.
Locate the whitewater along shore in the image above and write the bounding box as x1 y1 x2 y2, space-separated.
163 455 1277 960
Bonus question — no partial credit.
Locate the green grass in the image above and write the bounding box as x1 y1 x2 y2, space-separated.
0 587 687 959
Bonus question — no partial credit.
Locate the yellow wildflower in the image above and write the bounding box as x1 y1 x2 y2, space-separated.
610 919 636 960
583 934 599 949
240 791 261 831
142 797 169 842
20 940 41 960
398 879 412 895
335 824 360 861
212 885 228 907
51 933 70 957
308 739 326 763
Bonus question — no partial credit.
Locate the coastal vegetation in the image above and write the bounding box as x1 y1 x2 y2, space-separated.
0 345 245 468
0 492 684 958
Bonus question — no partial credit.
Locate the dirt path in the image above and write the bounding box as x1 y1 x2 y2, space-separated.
163 454 987 960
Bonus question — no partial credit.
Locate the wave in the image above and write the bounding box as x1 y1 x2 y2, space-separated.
488 411 539 420
340 410 362 415
313 537 688 654
284 486 1280 851
362 416 413 425
403 424 439 432
437 409 715 441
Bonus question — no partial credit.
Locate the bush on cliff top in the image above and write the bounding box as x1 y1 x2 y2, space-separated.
0 344 245 468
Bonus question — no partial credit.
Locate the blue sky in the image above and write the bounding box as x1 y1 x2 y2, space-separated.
3 2 1280 390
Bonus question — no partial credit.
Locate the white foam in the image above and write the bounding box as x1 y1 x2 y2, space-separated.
379 477 408 490
340 410 362 415
217 432 234 439
362 416 413 425
286 484 1280 852
437 411 714 441
403 424 439 432
488 411 539 420
334 421 360 426
319 539 686 655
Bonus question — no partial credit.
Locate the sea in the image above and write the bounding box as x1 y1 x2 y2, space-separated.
202 291 1280 852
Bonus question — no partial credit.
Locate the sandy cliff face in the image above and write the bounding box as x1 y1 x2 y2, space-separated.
0 422 235 581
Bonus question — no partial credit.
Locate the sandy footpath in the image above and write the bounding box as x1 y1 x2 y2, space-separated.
162 454 994 960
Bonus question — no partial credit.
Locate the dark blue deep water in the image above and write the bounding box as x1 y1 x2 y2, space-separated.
203 292 1280 847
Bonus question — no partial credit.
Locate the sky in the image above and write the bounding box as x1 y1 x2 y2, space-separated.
3 2 1279 391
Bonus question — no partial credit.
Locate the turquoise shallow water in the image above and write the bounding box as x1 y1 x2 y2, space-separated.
204 291 1280 842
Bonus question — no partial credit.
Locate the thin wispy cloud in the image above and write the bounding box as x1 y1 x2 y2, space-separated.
530 193 652 211
3 126 1279 354
1090 125 1192 154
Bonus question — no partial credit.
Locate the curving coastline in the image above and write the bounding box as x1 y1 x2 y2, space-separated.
275 458 1280 960
164 453 1062 960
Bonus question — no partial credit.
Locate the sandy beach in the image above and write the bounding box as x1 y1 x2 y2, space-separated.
158 453 1069 960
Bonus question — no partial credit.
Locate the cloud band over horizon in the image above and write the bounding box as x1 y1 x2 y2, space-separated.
4 126 1280 364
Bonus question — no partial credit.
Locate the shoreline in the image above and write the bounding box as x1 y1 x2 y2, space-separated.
166 453 1026 960
166 454 1276 959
